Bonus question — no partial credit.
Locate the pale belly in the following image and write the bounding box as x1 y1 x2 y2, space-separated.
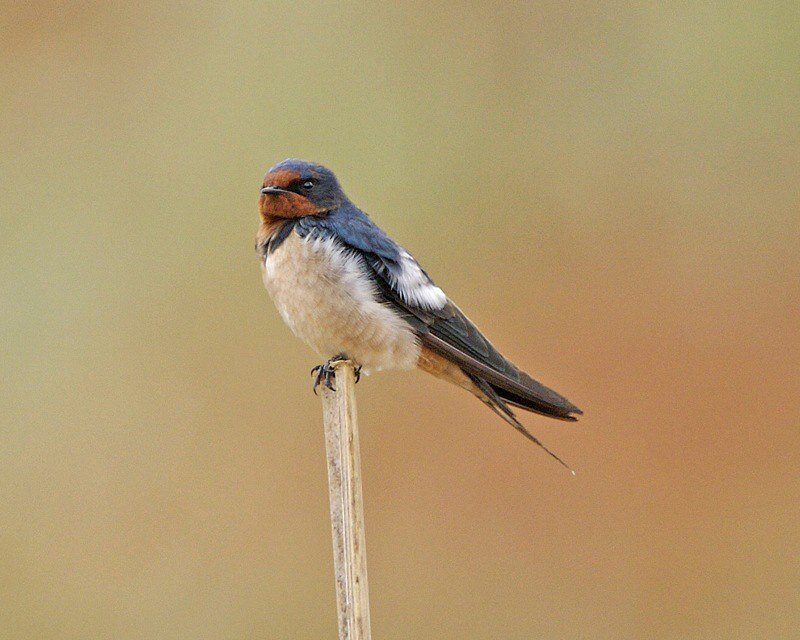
262 231 421 373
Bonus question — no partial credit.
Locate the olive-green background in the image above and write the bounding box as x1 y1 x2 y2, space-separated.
2 2 798 638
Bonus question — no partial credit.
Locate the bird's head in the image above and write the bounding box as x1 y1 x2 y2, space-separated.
258 159 347 221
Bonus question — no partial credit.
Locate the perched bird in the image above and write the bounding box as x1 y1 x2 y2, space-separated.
256 159 582 469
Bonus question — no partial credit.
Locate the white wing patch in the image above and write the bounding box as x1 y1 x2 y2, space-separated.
388 251 447 310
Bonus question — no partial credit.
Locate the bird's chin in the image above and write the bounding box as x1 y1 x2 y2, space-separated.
259 192 322 220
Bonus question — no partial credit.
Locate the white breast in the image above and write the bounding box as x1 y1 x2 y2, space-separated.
262 231 421 373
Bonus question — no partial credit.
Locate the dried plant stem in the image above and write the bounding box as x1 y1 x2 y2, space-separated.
320 361 372 640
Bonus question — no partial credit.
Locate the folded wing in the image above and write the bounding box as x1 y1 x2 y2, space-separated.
303 206 582 422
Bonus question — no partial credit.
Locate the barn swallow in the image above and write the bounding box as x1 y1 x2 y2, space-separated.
256 159 582 469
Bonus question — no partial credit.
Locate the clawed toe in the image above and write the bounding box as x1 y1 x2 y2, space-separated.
311 355 362 394
311 362 336 395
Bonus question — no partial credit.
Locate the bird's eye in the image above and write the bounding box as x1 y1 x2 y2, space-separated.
302 180 314 190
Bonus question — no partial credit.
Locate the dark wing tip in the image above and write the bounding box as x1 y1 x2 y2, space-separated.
497 375 583 421
551 402 583 420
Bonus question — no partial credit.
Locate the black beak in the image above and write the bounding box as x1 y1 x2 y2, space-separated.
261 186 291 195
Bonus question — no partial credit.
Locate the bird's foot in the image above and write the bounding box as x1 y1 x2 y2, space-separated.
354 365 362 384
311 362 337 395
311 353 350 395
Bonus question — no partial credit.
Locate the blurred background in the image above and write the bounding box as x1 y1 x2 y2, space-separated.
2 2 798 638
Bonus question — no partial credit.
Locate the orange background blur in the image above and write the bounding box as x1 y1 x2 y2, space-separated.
2 2 798 638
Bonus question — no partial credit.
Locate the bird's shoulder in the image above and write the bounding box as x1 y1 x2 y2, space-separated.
287 204 447 313
296 203 401 261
